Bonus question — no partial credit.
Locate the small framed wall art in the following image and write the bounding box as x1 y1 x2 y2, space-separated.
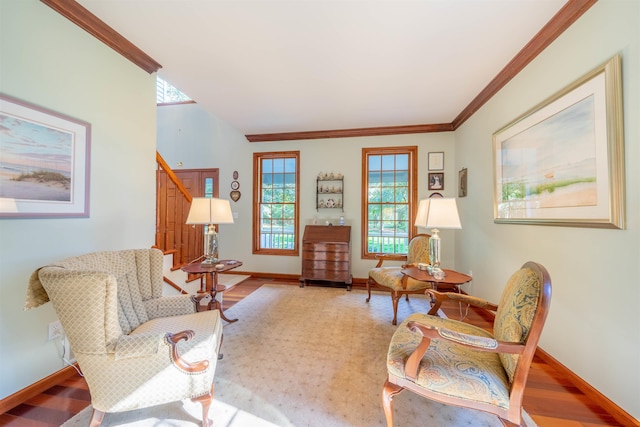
458 168 468 197
428 173 444 190
428 152 444 171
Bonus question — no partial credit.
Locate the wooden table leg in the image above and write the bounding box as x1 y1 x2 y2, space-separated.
205 271 238 323
212 297 238 323
194 290 210 312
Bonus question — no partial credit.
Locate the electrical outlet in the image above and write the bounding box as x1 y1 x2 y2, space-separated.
48 320 63 340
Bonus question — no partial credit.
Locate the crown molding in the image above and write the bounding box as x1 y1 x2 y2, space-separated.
40 0 162 74
40 0 595 139
246 123 454 142
451 0 598 129
247 0 596 142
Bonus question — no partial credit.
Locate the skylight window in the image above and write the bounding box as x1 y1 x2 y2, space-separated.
156 76 192 104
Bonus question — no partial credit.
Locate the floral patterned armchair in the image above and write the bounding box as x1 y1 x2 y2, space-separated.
382 261 551 427
25 248 223 427
366 234 431 325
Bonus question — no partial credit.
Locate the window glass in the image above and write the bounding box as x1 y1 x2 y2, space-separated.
204 178 213 198
362 147 417 258
157 77 192 104
253 152 300 255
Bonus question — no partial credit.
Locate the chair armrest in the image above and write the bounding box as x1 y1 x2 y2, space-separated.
374 253 407 268
114 332 165 360
165 330 210 373
403 320 525 380
425 289 498 315
409 321 525 354
115 330 210 375
147 294 197 318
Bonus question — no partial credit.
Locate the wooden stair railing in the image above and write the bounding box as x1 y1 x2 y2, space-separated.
156 151 202 291
156 151 193 267
156 152 207 291
156 151 192 204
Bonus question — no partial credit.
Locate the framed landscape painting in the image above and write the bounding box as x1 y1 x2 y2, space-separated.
493 55 624 229
0 94 91 218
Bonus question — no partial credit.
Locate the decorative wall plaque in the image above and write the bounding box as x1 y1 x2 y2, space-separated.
230 171 241 202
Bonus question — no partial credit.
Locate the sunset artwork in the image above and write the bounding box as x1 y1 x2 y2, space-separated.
498 95 597 216
0 113 73 202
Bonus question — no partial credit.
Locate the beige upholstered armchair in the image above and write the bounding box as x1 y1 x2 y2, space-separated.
366 234 431 325
25 248 223 427
383 261 551 427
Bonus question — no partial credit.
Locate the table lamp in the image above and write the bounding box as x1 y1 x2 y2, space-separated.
414 198 461 270
186 197 234 265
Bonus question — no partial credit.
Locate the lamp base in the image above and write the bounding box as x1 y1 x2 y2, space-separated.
429 228 441 270
201 257 218 266
203 226 219 266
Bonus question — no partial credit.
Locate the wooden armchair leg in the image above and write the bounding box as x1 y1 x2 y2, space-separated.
391 292 401 325
382 379 404 427
89 408 105 427
366 279 373 302
192 385 214 427
427 293 444 316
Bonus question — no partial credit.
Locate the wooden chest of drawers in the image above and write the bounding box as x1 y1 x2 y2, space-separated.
300 225 352 290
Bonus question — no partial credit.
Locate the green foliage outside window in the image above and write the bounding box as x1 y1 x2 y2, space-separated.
259 156 297 250
365 152 413 255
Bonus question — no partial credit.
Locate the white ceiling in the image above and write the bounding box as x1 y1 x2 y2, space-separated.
77 0 568 137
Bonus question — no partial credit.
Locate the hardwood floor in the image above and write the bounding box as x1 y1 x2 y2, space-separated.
0 278 632 426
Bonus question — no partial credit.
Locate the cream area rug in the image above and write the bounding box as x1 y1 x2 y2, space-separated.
62 285 536 427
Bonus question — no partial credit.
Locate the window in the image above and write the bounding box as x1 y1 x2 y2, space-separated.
253 151 300 255
156 76 192 104
362 146 418 259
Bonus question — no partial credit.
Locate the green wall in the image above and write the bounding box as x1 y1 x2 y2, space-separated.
454 0 640 418
0 0 157 399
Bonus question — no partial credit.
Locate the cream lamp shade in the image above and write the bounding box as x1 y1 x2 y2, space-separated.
414 198 461 270
186 197 234 265
186 197 234 225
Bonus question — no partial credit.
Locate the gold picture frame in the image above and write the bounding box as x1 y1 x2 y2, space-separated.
493 54 624 229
